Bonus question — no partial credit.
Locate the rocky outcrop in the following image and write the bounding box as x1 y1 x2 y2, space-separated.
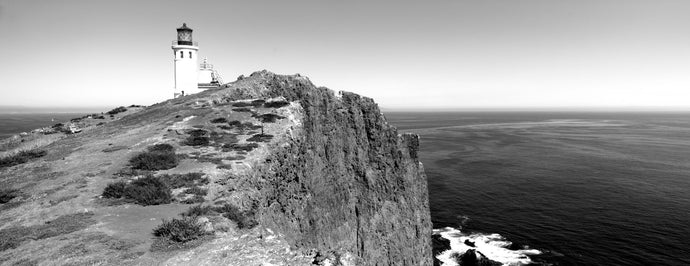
0 70 432 265
218 71 433 265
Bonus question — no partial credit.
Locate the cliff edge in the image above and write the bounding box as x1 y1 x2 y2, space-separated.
0 70 432 265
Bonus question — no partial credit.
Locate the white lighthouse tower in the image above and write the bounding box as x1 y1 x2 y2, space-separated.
172 23 199 98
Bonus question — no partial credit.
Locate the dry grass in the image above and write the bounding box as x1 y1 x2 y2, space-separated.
0 212 95 251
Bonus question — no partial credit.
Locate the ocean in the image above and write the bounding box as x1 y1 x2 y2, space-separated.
386 112 690 265
0 113 89 140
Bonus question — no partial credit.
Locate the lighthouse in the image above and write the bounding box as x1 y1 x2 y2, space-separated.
172 23 199 98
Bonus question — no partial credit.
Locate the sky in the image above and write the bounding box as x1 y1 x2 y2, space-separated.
0 0 689 110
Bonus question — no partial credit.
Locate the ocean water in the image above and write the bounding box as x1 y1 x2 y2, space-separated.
0 113 88 140
386 112 690 266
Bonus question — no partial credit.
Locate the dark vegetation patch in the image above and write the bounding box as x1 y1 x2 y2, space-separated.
184 129 210 146
128 104 144 108
179 203 257 228
232 100 264 107
0 150 47 168
253 113 285 123
210 117 228 124
246 134 274 143
101 176 172 206
184 186 207 196
180 195 205 204
213 204 257 229
152 216 206 243
263 99 290 108
0 212 95 251
106 106 127 115
231 107 255 113
115 168 151 177
102 145 128 153
159 172 208 189
222 143 259 152
129 144 178 170
0 189 20 204
220 121 261 131
181 205 214 217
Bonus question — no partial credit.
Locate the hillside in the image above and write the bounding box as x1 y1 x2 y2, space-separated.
0 70 432 265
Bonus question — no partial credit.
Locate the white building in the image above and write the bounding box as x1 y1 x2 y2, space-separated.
172 23 223 98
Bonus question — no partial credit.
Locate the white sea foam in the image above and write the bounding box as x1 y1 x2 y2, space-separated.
433 227 541 266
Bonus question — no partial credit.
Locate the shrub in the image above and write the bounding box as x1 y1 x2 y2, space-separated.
148 143 175 153
254 113 284 123
181 205 214 217
124 176 172 205
246 134 273 143
181 195 205 204
101 181 128 198
213 204 257 229
210 117 228 124
264 100 289 108
0 189 20 204
222 143 259 152
106 106 127 115
184 186 207 196
102 176 172 205
129 144 178 170
152 216 205 243
232 107 254 113
184 129 210 146
160 172 208 189
0 150 47 168
232 100 264 107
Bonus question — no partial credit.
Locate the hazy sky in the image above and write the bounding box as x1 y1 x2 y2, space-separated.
1 0 689 110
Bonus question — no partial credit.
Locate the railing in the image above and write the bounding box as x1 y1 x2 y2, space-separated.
171 40 198 46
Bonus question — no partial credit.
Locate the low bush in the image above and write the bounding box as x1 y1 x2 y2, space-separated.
101 181 128 198
232 107 254 113
184 129 210 146
223 120 261 130
106 106 127 115
222 143 259 152
0 150 47 168
181 195 205 204
160 172 208 189
264 100 289 108
232 100 265 108
129 144 178 170
0 189 20 204
102 176 172 206
124 176 172 205
181 205 214 217
152 216 205 243
184 186 207 196
246 134 274 143
210 117 228 124
213 204 257 229
254 113 285 123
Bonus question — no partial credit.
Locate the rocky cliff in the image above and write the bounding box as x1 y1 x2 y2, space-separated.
0 71 432 265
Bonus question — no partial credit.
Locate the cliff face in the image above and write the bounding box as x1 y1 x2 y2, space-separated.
247 72 433 264
0 70 432 265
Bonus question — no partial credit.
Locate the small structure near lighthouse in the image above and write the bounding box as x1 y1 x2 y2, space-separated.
171 23 223 98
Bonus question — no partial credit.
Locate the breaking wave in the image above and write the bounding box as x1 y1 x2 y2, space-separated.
433 227 542 266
